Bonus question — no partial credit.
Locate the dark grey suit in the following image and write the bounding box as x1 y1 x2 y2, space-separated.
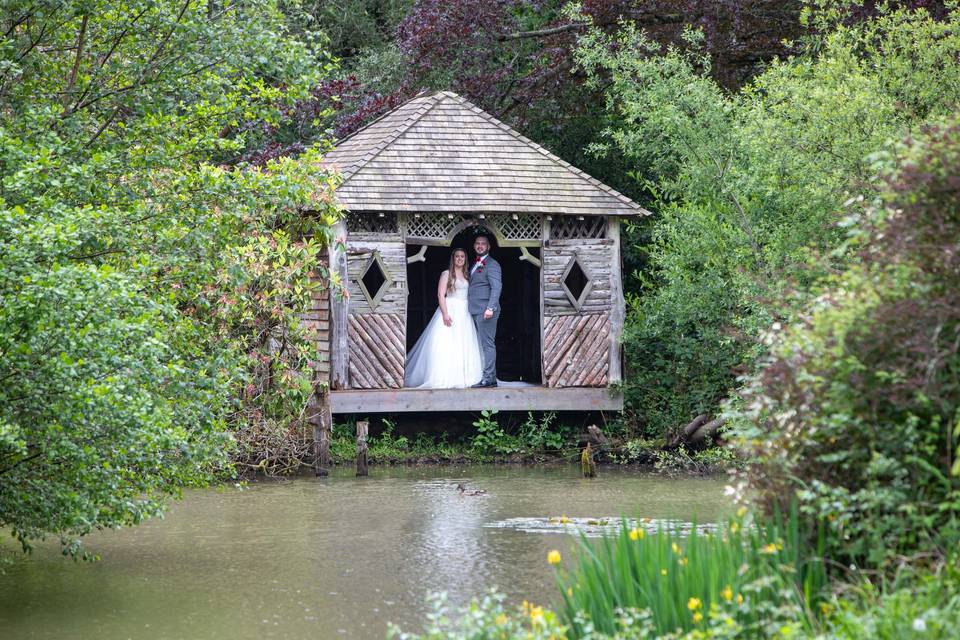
468 254 502 383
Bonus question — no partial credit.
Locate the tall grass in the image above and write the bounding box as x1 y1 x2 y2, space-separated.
556 504 828 637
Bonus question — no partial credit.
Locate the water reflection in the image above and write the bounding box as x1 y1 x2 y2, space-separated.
0 465 729 640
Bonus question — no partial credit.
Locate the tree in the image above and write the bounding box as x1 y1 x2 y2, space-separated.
257 0 808 197
575 5 960 434
0 0 340 556
729 117 960 569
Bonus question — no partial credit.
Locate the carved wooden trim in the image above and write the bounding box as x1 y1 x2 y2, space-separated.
559 253 594 311
355 250 394 310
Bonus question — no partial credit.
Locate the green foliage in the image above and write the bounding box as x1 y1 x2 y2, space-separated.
727 117 960 570
471 411 576 457
823 562 960 639
577 6 960 437
519 411 569 455
285 0 411 58
651 447 741 475
388 591 566 640
471 411 516 455
556 506 828 638
0 0 339 555
331 420 481 464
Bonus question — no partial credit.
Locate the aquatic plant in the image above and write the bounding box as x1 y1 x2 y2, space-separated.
555 505 828 637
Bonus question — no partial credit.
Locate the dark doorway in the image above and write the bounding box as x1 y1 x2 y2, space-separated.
405 226 542 383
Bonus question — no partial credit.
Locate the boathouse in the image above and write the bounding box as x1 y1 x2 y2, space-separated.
312 91 650 414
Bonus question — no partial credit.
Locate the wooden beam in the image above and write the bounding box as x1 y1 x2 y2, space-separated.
330 387 623 413
330 219 349 389
607 217 624 384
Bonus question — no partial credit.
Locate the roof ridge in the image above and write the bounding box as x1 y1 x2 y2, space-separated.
335 93 443 182
439 92 644 212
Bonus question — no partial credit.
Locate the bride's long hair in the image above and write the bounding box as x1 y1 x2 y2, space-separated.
447 248 469 294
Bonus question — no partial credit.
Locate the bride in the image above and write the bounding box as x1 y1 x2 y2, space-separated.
404 248 483 388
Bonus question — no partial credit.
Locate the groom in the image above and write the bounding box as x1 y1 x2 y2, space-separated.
468 233 501 388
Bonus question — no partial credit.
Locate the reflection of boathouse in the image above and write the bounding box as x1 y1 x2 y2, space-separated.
313 91 649 413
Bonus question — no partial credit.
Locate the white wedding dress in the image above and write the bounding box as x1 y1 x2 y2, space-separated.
404 274 483 388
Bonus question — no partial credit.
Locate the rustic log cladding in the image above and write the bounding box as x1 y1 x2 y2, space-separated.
543 313 610 387
345 241 407 389
348 313 405 388
543 240 613 316
298 275 330 377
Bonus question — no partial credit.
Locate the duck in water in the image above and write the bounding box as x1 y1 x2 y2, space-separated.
456 483 487 496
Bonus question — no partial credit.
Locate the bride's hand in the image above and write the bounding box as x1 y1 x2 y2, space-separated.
443 314 453 327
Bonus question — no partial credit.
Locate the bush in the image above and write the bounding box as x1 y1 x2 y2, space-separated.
728 119 960 570
577 7 960 437
471 410 520 455
824 562 960 639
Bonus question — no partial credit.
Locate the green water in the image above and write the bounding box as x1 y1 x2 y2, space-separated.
0 465 729 639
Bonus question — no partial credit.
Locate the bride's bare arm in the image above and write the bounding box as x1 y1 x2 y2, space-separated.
437 270 453 327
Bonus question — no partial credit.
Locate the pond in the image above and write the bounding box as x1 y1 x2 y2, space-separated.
0 465 730 639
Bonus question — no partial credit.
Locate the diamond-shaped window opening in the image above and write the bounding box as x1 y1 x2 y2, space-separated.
560 255 593 311
357 252 394 309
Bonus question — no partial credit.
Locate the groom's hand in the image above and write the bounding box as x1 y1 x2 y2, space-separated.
483 308 494 320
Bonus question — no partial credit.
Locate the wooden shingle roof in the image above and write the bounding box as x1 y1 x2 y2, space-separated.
323 91 649 216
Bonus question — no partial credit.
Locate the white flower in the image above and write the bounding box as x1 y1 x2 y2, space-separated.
912 618 927 632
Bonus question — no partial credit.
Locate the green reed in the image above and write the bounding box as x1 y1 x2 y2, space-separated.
556 503 828 637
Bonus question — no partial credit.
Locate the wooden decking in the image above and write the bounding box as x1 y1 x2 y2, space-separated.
330 386 623 413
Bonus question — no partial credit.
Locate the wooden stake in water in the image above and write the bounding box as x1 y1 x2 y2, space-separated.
311 371 332 477
356 420 369 476
581 442 596 478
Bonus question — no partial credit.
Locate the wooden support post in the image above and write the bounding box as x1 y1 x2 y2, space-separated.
356 420 369 476
330 219 349 390
607 217 624 385
312 370 332 477
540 216 549 385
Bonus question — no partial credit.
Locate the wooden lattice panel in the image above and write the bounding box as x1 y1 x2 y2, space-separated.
407 213 463 239
347 211 399 234
550 215 607 240
543 313 610 387
487 214 541 240
348 313 406 389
